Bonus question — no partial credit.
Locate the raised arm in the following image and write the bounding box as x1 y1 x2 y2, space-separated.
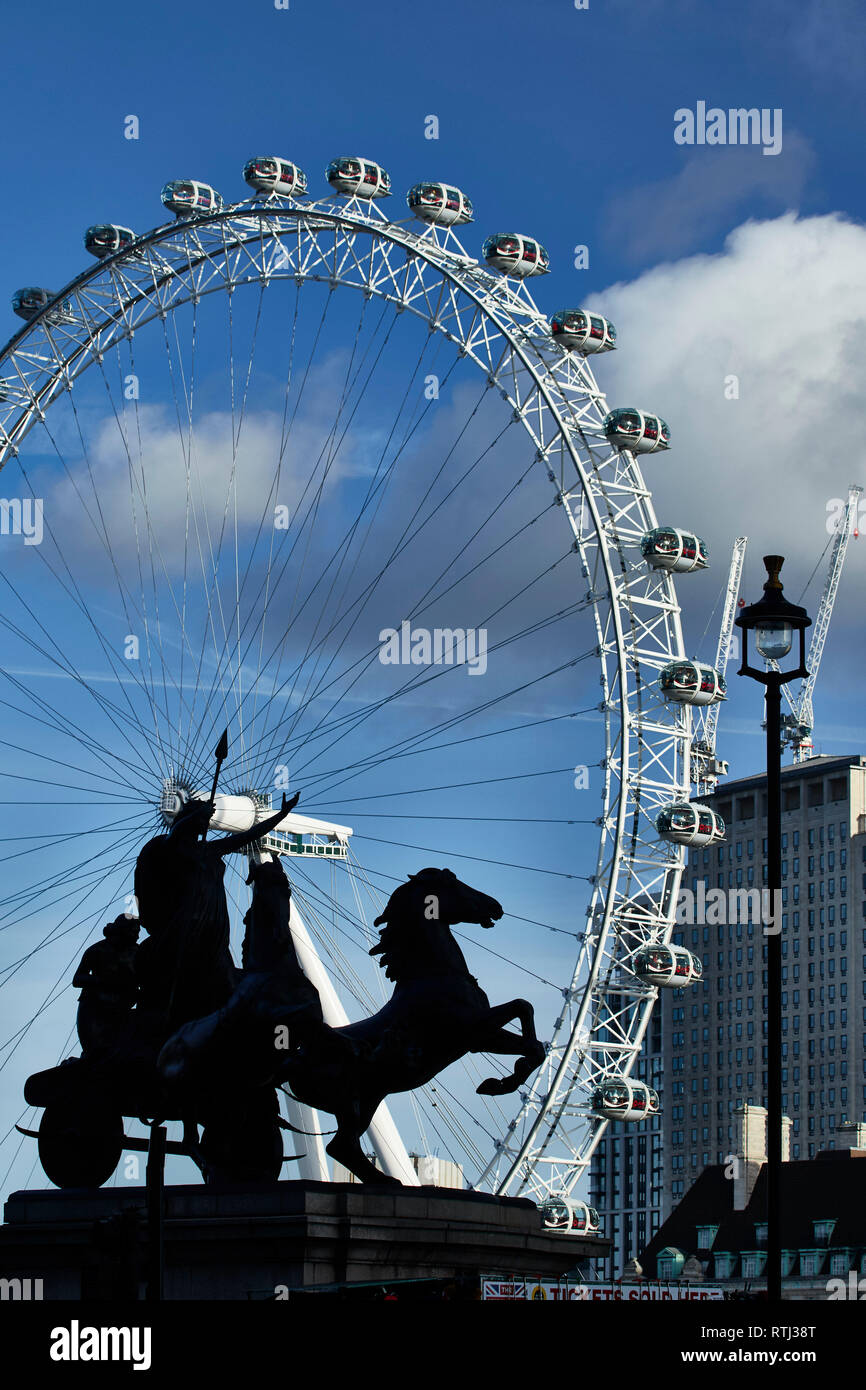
205 791 300 858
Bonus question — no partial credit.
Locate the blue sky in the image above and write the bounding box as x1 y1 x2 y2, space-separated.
1 0 865 1197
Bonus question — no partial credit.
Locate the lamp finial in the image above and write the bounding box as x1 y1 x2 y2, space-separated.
763 556 784 592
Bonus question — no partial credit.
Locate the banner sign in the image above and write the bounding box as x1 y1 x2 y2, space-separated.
482 1279 725 1301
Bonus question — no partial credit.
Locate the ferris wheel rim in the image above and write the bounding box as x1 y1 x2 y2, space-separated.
0 190 690 1200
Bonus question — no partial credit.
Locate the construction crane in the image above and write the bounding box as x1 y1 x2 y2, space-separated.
691 535 748 796
773 483 862 763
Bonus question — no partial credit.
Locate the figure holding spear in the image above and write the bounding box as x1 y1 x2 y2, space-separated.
133 731 300 1036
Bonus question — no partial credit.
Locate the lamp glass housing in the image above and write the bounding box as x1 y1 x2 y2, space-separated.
755 621 793 661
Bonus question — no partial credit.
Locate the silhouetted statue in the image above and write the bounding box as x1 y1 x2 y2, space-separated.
159 864 546 1185
72 916 140 1056
133 793 298 1034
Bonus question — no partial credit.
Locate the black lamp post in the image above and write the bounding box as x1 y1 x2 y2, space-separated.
735 556 810 1302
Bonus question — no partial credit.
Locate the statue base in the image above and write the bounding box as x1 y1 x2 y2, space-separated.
0 1181 605 1300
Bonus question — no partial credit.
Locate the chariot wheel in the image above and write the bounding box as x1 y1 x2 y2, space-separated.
38 1097 124 1190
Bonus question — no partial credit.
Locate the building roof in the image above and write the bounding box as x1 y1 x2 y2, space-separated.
638 1150 866 1276
707 754 865 802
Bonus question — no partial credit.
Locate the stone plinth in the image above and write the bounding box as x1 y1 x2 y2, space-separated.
0 1182 606 1300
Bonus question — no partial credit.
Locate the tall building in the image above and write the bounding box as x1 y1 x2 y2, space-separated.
665 753 866 1207
592 753 866 1271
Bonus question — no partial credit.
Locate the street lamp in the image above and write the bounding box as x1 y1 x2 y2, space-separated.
735 556 810 1303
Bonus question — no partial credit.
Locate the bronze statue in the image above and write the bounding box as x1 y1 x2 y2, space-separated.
133 792 299 1033
24 729 546 1190
72 916 140 1056
159 862 545 1186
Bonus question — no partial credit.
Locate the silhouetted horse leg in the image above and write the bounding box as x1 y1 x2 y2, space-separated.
326 1097 402 1186
473 999 546 1095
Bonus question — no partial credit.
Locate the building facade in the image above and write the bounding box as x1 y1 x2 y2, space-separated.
665 753 866 1207
592 753 866 1272
638 1110 866 1300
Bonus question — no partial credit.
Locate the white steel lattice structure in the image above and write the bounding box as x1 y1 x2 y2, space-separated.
0 178 701 1200
775 484 862 763
691 536 747 798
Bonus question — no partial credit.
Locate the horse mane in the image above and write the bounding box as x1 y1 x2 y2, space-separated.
369 870 471 984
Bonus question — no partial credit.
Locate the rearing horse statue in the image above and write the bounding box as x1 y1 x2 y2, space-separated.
158 858 545 1185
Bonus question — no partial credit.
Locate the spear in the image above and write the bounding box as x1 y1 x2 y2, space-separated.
201 728 229 840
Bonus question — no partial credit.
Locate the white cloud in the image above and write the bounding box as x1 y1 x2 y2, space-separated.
586 212 866 636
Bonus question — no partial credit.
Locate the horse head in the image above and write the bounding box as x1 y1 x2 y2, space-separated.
369 868 503 982
373 867 503 931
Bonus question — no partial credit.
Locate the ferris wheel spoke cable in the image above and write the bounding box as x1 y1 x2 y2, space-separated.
169 279 269 774
0 818 155 976
63 379 174 776
98 348 182 767
263 538 581 792
309 703 598 797
0 557 164 788
185 283 393 774
38 397 171 779
351 831 583 884
0 808 156 866
0 822 152 1057
221 327 471 786
11 440 169 784
0 654 156 782
0 505 173 785
171 297 249 772
266 339 443 771
300 638 594 804
268 480 563 781
263 409 526 769
222 283 367 777
226 284 270 772
245 278 304 763
0 725 151 801
259 507 577 785
234 384 518 782
255 334 481 758
0 812 158 933
183 290 389 781
97 344 193 776
246 296 405 776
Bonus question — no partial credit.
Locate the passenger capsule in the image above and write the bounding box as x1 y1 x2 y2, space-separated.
12 288 75 325
84 225 137 259
603 407 670 453
326 157 391 199
656 802 725 847
243 156 307 198
551 309 616 354
161 180 224 217
633 944 703 987
659 660 726 706
482 233 550 278
592 1079 660 1122
640 527 709 573
540 1196 602 1234
407 182 473 226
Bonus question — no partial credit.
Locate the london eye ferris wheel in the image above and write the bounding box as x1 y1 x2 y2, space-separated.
0 152 722 1206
